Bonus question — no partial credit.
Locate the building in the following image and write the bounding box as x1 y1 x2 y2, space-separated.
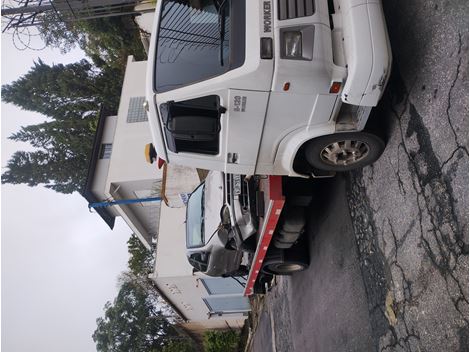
83 56 161 249
149 203 250 336
83 56 249 334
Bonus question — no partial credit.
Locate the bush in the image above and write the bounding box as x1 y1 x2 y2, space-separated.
203 330 239 352
163 339 198 352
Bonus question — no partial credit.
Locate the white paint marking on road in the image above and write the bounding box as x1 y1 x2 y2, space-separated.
270 310 277 352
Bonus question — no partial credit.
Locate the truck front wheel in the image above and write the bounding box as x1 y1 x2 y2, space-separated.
304 132 385 172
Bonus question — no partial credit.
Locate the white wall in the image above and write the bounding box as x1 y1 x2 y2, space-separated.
151 203 248 329
135 12 155 34
90 116 119 216
100 56 162 248
106 56 161 187
155 275 246 330
154 204 193 277
164 164 201 208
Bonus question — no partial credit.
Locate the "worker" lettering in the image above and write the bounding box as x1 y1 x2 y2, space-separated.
263 1 272 33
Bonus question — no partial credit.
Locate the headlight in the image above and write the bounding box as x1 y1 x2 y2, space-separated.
282 31 302 59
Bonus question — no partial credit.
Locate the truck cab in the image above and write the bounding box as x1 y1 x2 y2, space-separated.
145 0 392 178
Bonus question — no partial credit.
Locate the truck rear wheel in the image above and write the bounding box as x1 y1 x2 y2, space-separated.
262 246 309 276
304 132 385 172
263 260 308 275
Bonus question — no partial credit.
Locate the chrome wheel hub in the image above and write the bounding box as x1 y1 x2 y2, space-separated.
320 140 370 166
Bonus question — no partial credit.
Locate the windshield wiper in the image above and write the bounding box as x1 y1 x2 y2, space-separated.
215 0 228 66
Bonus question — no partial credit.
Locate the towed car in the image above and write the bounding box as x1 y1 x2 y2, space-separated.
185 171 247 277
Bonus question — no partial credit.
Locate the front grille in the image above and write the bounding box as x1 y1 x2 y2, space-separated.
226 174 250 211
278 0 315 20
239 179 250 210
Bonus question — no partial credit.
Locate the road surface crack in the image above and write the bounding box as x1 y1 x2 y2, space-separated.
390 75 469 325
445 32 468 156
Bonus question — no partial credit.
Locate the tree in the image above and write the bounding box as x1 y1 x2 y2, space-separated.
1 59 121 194
2 149 87 194
75 16 147 70
37 15 146 71
92 281 181 352
162 340 198 352
127 234 155 278
2 58 121 116
203 330 239 352
121 236 180 323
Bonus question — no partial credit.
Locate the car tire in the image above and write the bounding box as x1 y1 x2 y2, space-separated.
304 132 385 172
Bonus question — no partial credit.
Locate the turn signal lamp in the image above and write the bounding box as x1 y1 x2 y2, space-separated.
157 157 165 169
329 81 342 94
144 143 154 164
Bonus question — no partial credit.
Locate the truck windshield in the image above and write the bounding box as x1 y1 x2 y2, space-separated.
186 182 205 248
154 0 245 92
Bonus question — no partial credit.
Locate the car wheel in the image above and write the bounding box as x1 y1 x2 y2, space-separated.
304 132 385 172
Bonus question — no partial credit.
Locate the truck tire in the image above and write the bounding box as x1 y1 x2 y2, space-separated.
262 247 309 275
304 132 385 172
262 259 308 275
253 273 273 294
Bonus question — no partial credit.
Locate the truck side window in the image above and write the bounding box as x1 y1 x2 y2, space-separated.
160 95 222 155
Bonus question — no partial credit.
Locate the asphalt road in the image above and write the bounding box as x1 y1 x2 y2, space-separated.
249 1 468 351
251 176 376 352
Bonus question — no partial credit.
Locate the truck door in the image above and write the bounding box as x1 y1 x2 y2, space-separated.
222 0 275 174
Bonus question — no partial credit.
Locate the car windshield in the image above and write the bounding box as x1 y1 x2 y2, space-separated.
154 0 231 92
186 183 205 248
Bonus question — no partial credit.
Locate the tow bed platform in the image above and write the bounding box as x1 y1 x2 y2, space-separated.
244 176 285 296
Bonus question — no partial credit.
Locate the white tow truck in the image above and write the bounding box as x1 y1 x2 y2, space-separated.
145 0 392 295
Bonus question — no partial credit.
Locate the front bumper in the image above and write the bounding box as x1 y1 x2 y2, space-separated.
340 0 392 107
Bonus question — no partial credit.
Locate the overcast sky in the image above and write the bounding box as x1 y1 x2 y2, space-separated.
1 33 132 351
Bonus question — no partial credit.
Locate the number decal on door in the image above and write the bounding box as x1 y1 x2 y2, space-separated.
233 96 247 112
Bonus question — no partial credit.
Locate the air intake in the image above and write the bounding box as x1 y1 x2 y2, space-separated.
278 0 315 20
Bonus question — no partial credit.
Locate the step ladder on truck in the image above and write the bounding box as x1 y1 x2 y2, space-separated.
144 0 392 294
